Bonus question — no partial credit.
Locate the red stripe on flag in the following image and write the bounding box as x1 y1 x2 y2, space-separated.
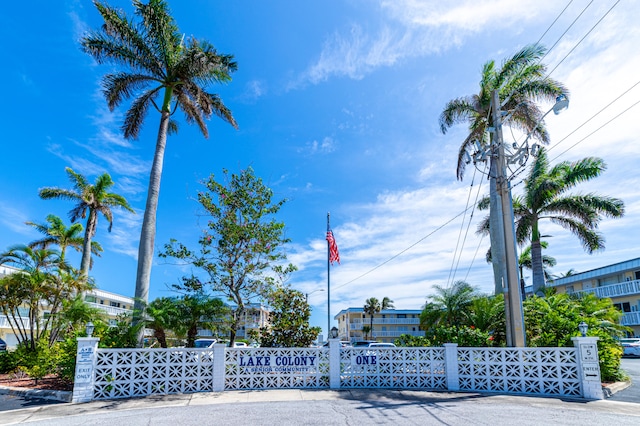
326 230 340 265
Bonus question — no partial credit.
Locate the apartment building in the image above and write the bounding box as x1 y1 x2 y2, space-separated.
334 308 424 343
549 257 640 336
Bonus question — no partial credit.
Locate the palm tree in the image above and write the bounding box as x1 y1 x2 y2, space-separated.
0 245 68 350
26 214 103 264
420 281 477 330
439 43 567 295
39 167 134 277
513 148 622 295
81 1 238 336
363 296 394 340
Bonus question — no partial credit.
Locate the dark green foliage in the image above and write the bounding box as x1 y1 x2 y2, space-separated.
426 325 492 347
160 167 291 345
524 292 627 381
99 314 144 348
255 287 320 348
394 334 431 347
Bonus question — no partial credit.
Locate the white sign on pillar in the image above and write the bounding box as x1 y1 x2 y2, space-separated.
72 337 100 403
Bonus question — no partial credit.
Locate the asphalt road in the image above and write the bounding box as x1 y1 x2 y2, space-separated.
2 390 639 426
610 357 640 403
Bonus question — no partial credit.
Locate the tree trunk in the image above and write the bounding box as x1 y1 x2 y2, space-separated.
80 210 97 277
134 108 171 346
531 239 545 296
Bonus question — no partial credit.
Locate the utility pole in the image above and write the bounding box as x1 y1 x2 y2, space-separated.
491 90 526 347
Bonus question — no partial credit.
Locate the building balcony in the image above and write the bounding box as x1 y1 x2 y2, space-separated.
621 312 640 326
368 330 425 338
0 315 30 329
575 279 640 299
349 318 420 329
87 302 133 317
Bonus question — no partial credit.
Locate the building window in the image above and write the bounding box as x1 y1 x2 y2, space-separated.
614 302 632 313
85 296 97 303
566 286 574 294
397 314 406 318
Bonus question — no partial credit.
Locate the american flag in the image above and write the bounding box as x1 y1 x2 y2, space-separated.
326 230 340 265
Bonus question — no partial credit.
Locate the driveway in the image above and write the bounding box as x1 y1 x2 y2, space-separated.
609 357 640 403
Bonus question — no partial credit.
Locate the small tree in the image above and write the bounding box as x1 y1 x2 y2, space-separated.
161 167 290 346
255 287 320 348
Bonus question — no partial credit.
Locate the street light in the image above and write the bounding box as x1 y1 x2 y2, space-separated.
305 288 325 303
330 326 339 339
578 321 588 337
479 90 568 347
85 321 95 338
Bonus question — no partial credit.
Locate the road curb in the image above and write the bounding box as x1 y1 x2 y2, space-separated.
602 380 632 398
0 385 72 403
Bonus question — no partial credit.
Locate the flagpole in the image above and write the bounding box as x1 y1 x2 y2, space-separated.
327 212 331 338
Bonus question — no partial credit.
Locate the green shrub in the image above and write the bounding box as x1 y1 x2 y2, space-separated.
426 325 491 347
394 334 431 347
0 350 19 373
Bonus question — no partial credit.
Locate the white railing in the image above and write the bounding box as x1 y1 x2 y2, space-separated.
576 279 640 299
87 302 132 317
620 311 640 326
93 348 216 399
0 315 31 329
369 330 424 338
340 347 446 389
351 318 420 326
457 347 581 397
225 347 329 390
78 341 598 402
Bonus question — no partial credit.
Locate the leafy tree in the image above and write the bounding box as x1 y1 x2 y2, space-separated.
254 287 320 348
363 296 393 339
0 245 90 350
439 44 567 295
523 291 627 381
160 167 290 346
26 214 103 263
465 294 506 346
420 281 476 330
81 0 238 338
39 168 134 276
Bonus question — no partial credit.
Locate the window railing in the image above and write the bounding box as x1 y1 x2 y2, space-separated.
87 302 132 317
574 279 640 299
620 311 640 326
350 318 420 328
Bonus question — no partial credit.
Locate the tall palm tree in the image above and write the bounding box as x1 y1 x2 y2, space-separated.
81 0 238 336
439 44 567 295
420 281 477 330
513 148 624 295
26 214 103 263
39 167 134 277
363 296 394 340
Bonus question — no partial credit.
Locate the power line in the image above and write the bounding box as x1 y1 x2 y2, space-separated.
538 0 591 64
547 0 621 77
332 205 474 292
449 162 487 285
535 0 575 47
446 167 478 287
550 97 640 162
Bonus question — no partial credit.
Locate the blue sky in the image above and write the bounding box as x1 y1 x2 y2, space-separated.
1 1 639 337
